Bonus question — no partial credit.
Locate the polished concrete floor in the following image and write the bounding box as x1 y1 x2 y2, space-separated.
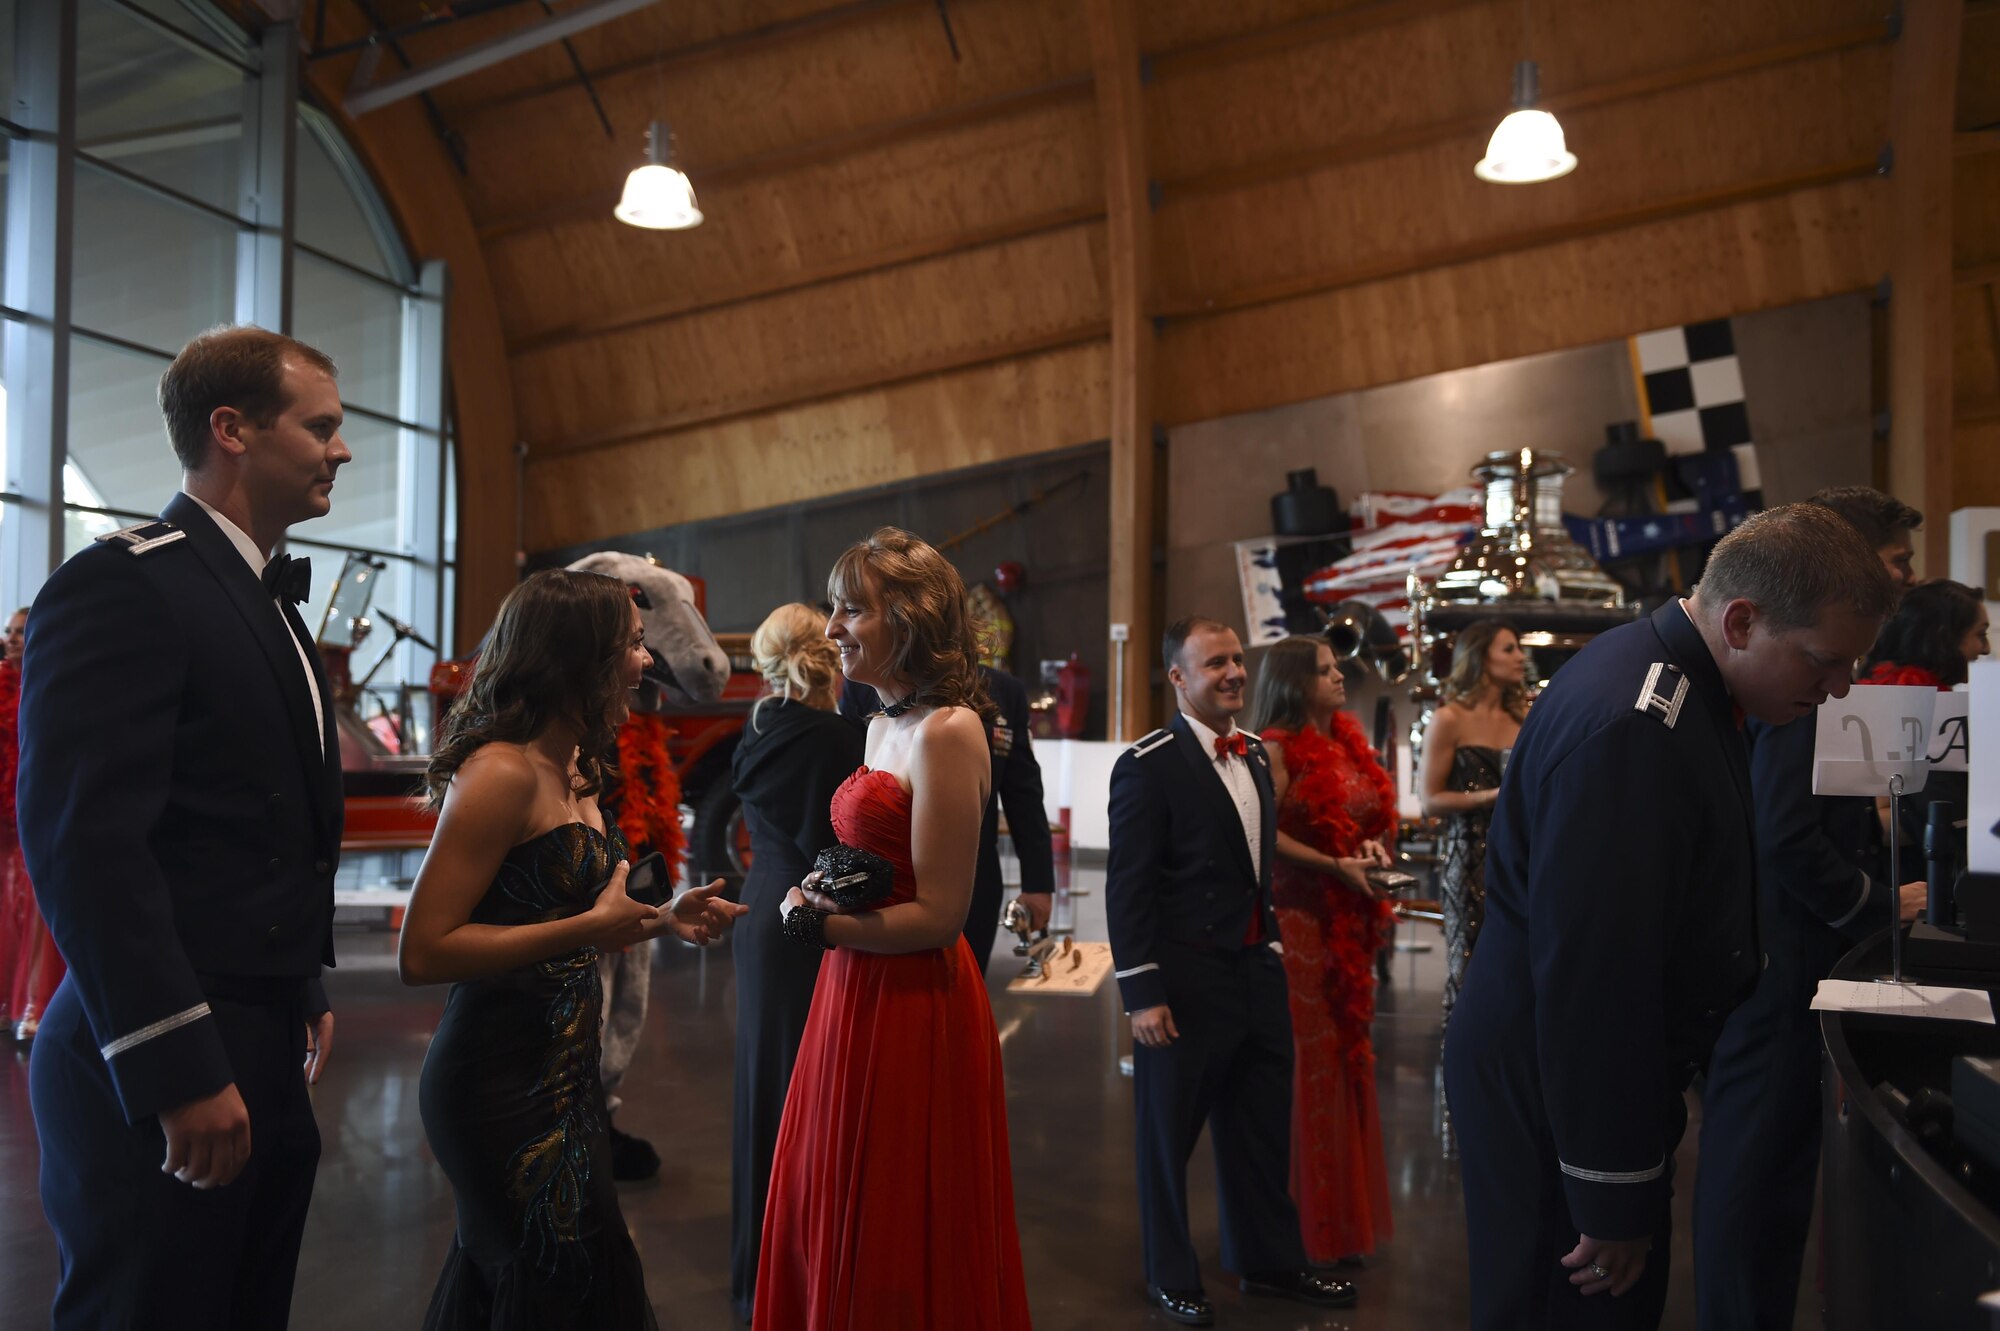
0 867 1819 1329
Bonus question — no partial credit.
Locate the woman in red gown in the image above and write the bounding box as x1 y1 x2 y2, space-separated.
755 527 1030 1331
1249 635 1397 1264
0 605 61 1042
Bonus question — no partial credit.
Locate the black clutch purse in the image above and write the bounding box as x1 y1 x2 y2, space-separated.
810 843 897 910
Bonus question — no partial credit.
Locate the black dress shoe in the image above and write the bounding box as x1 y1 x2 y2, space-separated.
1145 1284 1214 1326
1240 1270 1359 1307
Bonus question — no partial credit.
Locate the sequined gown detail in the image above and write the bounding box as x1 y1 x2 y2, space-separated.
1439 745 1503 1021
1262 716 1397 1262
418 822 658 1331
753 767 1032 1331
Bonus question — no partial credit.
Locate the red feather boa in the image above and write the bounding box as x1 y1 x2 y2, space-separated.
0 661 17 837
1263 714 1397 1078
612 712 684 885
1263 713 1397 856
1859 661 1947 691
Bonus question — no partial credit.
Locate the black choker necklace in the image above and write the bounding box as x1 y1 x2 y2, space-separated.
880 694 919 718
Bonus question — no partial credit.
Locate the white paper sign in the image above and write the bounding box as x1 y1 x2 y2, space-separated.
1970 660 2000 874
1811 685 1937 797
1929 690 1970 774
1812 977 1995 1024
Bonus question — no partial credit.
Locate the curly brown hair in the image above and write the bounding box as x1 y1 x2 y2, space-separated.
423 569 636 811
827 527 996 724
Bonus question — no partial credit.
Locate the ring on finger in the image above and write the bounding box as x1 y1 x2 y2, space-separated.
1588 1264 1609 1281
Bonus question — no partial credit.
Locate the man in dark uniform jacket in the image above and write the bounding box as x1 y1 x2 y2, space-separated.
21 327 350 1329
1693 488 1925 1331
840 663 1054 969
1443 504 1896 1330
1106 616 1355 1326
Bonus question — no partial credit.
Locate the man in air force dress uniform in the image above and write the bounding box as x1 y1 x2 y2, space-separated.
1443 505 1895 1330
21 327 350 1329
1107 616 1356 1327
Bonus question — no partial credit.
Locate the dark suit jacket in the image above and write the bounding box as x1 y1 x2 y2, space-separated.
19 493 342 1122
1104 712 1279 1014
1746 714 1889 946
1458 601 1760 1239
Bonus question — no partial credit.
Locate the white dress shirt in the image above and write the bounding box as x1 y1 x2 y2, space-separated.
1179 709 1261 879
184 491 325 755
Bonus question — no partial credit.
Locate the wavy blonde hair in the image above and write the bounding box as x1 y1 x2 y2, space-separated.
827 527 996 723
750 602 842 727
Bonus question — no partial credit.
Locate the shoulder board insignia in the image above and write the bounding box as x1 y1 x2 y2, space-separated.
95 520 185 556
1130 729 1173 757
1634 662 1689 728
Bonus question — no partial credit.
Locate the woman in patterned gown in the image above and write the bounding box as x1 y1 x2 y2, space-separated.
1419 620 1526 1022
754 527 1031 1331
1249 635 1398 1264
399 569 745 1330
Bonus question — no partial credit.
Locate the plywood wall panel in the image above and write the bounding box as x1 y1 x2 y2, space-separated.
511 221 1109 446
1956 6 2000 132
1146 0 1884 184
412 0 869 116
484 95 1101 341
1956 419 2000 509
1155 177 1888 427
1137 0 1382 54
1955 152 2000 271
1953 286 2000 402
523 339 1110 548
453 0 1089 224
1153 48 1888 311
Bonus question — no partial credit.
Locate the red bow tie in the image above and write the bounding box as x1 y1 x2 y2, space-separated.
1213 733 1247 760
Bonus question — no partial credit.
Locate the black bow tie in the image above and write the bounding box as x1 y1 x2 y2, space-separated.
263 553 311 605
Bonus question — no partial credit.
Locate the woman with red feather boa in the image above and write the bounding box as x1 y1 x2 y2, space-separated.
1249 634 1398 1264
0 605 61 1042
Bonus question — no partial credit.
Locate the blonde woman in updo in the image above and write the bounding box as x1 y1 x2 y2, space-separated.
750 602 845 719
726 602 865 1324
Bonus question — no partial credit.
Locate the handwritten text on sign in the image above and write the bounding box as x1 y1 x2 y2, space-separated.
1930 691 1969 774
1812 685 1938 797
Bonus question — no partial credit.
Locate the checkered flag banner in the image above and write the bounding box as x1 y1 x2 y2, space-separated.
1633 319 1763 502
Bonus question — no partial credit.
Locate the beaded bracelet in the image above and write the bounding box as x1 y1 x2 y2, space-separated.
782 903 833 951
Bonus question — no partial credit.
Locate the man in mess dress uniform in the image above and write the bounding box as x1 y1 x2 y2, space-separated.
1107 616 1356 1326
1693 486 1925 1331
21 327 349 1329
1443 504 1896 1330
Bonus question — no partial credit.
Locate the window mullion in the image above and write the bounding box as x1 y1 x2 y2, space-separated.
3 0 79 612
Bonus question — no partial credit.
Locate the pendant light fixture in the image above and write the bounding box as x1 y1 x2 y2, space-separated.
615 7 702 231
1473 0 1576 185
615 120 703 230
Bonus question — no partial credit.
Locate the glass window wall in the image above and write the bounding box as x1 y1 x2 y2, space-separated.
3 0 455 714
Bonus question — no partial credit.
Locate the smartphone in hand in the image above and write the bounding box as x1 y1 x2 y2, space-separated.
622 852 671 908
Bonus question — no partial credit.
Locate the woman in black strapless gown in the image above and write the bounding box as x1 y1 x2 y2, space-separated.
399 569 745 1330
1419 619 1526 1020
